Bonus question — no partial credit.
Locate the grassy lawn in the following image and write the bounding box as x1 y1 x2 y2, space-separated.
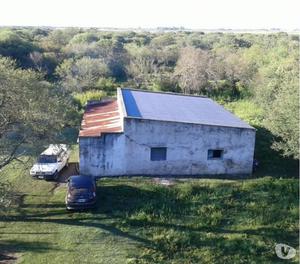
0 99 299 263
0 166 298 263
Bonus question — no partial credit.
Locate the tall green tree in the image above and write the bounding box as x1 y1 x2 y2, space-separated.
0 29 37 67
253 42 299 159
56 57 110 92
0 56 74 170
264 77 299 158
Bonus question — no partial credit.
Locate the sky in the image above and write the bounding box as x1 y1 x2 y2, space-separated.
0 0 299 29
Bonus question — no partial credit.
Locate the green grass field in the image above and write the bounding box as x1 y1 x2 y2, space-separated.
0 169 298 264
0 100 299 263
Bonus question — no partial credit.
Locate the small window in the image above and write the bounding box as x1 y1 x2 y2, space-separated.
208 149 223 160
150 147 167 161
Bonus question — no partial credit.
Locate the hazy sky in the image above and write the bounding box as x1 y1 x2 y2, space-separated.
1 0 299 29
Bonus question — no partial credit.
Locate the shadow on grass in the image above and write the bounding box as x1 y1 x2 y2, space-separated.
0 216 154 249
0 185 169 254
0 186 155 249
1 182 298 263
253 126 299 178
0 240 62 262
0 232 58 235
125 218 299 244
20 203 66 209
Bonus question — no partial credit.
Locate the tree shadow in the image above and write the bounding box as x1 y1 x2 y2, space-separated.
0 232 58 235
125 218 299 244
253 125 298 178
95 184 159 216
20 202 66 209
1 182 298 263
1 184 170 255
0 240 62 262
0 217 154 250
93 183 298 262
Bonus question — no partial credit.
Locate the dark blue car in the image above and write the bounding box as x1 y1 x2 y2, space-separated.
65 175 97 210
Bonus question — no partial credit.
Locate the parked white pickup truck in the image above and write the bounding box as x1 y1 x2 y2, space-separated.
30 144 70 180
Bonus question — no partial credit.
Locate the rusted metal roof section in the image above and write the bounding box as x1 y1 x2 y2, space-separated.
79 100 123 137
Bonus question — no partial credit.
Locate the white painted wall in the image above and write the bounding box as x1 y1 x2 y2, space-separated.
79 117 255 177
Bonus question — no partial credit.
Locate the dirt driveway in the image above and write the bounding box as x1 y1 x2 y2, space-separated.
57 162 79 183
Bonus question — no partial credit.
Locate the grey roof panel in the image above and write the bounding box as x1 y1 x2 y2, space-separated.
121 89 254 129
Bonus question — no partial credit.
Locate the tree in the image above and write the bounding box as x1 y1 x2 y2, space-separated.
69 32 99 44
264 78 299 158
64 42 103 59
108 36 128 81
126 44 159 87
150 33 176 47
0 29 37 67
56 57 110 92
39 28 80 53
64 35 128 82
126 42 178 89
174 47 212 94
253 44 299 159
212 47 256 97
0 56 75 170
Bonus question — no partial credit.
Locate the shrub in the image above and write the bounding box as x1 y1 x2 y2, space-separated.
96 77 118 95
224 100 264 127
73 90 106 108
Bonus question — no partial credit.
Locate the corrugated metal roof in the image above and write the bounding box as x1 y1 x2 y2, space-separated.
79 100 123 137
121 88 254 129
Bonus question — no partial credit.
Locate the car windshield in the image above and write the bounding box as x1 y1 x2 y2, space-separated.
70 182 93 189
37 155 57 163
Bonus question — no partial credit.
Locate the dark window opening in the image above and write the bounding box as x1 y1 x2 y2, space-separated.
151 147 167 161
208 149 223 160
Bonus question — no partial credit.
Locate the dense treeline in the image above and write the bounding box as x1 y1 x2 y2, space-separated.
0 27 299 163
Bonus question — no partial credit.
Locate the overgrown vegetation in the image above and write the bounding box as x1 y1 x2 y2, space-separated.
73 90 106 109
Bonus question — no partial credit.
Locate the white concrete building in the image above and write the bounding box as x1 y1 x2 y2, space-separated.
79 88 256 177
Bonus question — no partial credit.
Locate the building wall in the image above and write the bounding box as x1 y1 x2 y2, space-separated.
79 118 255 177
79 134 126 177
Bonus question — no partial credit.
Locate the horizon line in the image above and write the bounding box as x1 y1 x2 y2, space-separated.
0 25 299 32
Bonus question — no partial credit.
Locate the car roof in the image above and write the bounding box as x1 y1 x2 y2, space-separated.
69 175 94 183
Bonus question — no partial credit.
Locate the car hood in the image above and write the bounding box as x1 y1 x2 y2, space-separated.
31 163 57 172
